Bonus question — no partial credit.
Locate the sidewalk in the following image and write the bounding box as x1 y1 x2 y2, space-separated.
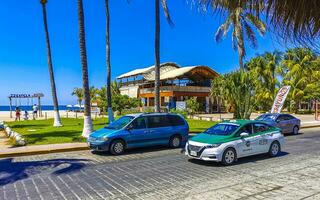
0 142 88 158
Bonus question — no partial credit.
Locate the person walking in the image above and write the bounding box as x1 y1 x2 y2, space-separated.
32 104 38 120
23 110 29 120
15 107 21 121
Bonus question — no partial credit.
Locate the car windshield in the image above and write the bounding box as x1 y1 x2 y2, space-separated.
204 123 239 136
256 114 276 121
105 116 134 130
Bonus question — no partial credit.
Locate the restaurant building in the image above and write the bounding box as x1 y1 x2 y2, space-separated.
117 62 219 113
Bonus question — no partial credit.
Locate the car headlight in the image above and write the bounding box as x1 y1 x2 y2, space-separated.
98 136 109 141
207 143 221 148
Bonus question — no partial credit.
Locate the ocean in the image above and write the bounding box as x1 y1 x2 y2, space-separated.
0 105 69 111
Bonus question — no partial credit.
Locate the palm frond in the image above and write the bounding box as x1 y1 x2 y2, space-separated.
245 13 266 36
243 21 257 48
161 0 174 27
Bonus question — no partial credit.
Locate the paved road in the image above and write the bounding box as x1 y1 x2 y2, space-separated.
1 128 320 200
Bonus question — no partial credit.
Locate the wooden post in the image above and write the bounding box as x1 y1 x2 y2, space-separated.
75 112 78 119
45 112 47 120
9 97 12 118
66 112 69 118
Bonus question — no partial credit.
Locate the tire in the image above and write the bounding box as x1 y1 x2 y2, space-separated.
169 135 182 148
292 126 299 135
221 148 237 166
268 141 281 157
110 140 125 155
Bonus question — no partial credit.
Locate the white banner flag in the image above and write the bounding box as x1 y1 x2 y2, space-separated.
271 86 291 113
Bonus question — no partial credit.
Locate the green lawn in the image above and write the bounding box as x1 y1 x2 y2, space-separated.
7 118 216 146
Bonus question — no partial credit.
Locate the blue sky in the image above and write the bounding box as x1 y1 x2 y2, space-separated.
0 0 285 105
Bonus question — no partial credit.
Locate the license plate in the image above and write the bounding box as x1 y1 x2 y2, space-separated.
190 151 197 156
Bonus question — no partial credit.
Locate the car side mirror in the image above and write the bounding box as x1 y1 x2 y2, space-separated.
126 124 134 130
240 132 249 138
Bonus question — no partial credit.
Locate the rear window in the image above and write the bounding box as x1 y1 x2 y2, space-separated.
168 115 185 126
147 116 171 128
253 123 271 133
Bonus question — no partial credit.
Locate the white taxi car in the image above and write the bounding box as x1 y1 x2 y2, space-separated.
186 120 285 165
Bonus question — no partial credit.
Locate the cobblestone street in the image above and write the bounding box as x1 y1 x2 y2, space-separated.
1 127 320 200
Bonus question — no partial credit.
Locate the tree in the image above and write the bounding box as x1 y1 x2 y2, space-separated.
154 0 173 112
279 48 317 113
89 86 98 106
77 0 93 137
211 69 258 119
105 0 114 123
210 0 266 69
186 97 200 116
245 51 281 111
199 0 320 52
40 0 62 127
71 87 84 110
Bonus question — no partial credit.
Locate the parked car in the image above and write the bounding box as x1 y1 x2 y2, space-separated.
185 120 285 165
256 113 301 135
87 113 189 155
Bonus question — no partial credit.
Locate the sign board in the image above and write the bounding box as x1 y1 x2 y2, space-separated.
271 86 291 113
176 101 186 111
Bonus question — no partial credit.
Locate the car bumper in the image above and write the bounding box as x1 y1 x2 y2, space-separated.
185 143 223 162
87 140 110 151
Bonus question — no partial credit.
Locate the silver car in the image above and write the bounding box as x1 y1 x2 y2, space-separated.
256 113 301 135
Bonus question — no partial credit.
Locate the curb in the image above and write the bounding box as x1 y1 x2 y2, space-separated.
0 146 89 158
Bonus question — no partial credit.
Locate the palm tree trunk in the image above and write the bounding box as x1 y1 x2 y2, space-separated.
41 2 62 127
105 0 114 123
154 0 161 113
77 0 93 137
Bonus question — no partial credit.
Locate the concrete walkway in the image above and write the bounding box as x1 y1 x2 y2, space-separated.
0 142 88 158
194 113 319 123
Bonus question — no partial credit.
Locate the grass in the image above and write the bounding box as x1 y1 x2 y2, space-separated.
7 118 216 146
7 118 107 146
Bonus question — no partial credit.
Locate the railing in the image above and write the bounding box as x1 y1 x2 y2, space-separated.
140 86 210 94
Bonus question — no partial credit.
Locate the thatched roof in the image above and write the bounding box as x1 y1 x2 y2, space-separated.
117 63 219 81
117 62 179 79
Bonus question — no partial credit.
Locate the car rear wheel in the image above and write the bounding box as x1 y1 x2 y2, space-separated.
110 140 125 155
222 148 237 166
292 126 299 135
268 141 280 157
169 135 181 148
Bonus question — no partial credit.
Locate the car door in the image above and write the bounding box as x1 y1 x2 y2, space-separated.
276 115 289 133
126 117 149 148
284 114 296 133
147 115 174 145
236 124 261 157
253 123 271 153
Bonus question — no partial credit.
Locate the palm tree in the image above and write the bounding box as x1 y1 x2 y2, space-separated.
154 0 173 112
202 0 266 69
71 87 84 110
77 0 93 137
199 0 320 52
89 86 98 106
279 48 316 113
40 0 62 127
104 0 115 123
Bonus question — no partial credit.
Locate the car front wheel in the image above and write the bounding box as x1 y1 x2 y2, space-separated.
221 148 237 166
110 140 125 155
